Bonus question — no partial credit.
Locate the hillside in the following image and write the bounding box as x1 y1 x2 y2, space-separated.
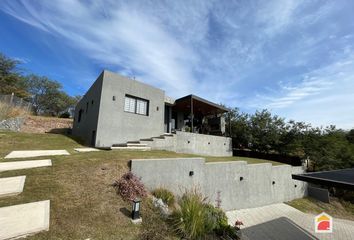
21 115 73 134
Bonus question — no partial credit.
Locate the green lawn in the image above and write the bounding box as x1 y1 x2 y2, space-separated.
0 131 280 239
205 156 283 165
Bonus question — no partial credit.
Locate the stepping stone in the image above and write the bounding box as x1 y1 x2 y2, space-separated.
0 176 26 198
5 150 69 159
0 160 52 172
74 148 100 152
0 200 50 240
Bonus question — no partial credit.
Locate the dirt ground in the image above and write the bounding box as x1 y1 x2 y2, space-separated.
21 115 73 134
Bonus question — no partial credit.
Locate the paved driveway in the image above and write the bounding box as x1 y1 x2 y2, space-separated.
226 203 354 240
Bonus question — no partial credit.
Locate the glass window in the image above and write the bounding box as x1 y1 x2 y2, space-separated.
124 96 136 113
136 99 147 115
124 95 149 116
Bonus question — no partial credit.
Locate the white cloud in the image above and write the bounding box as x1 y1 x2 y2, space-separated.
1 0 354 129
0 0 200 97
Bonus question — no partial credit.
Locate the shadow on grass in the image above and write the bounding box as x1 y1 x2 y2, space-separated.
120 207 131 218
46 128 86 146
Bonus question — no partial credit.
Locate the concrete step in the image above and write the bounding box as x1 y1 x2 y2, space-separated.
162 133 174 137
112 143 147 147
140 138 154 141
127 143 147 147
127 141 140 144
111 146 151 151
153 136 165 139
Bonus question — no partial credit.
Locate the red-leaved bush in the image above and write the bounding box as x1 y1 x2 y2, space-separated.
114 172 147 201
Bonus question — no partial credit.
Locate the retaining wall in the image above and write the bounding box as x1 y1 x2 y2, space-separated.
0 117 25 132
142 131 232 157
131 158 307 210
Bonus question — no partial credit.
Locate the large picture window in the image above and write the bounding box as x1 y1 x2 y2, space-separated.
124 95 149 116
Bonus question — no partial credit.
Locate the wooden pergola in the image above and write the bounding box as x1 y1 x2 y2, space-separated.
172 94 230 134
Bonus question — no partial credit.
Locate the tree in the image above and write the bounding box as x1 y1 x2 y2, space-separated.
226 107 251 148
248 109 286 153
26 74 75 116
277 120 310 157
0 53 29 98
346 129 354 144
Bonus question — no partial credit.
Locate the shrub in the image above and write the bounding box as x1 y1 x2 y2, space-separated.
113 172 147 201
171 190 240 239
171 190 211 239
152 188 175 206
59 112 71 118
204 203 228 233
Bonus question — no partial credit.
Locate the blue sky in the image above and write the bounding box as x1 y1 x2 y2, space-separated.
1 0 354 129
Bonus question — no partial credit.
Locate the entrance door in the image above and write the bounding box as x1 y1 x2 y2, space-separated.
91 130 96 146
164 105 171 133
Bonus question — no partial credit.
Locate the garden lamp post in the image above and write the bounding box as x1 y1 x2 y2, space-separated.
131 198 141 220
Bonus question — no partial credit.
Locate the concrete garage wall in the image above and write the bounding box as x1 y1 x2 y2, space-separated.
96 70 165 147
131 158 306 211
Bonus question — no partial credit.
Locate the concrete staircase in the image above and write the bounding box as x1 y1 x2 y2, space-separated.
111 133 175 151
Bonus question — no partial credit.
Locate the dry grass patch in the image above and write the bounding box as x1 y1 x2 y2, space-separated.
0 102 28 120
205 156 283 165
0 131 192 239
287 197 354 221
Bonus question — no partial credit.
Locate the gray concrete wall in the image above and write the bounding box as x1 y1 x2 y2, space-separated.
131 158 306 211
140 131 232 156
0 117 25 132
140 135 177 152
72 72 104 146
175 131 232 156
95 70 165 147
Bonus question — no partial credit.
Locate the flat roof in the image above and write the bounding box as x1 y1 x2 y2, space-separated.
174 94 229 115
292 168 354 190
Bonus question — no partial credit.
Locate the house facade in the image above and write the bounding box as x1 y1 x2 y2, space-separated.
72 70 232 156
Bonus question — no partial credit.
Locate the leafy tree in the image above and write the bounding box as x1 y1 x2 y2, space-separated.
225 107 250 148
346 129 354 144
277 120 310 157
0 53 29 98
248 109 286 153
26 74 75 116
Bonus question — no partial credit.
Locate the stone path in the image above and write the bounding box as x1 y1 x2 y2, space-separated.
226 203 354 240
74 147 99 152
0 176 26 198
0 160 52 172
5 150 69 159
0 200 50 240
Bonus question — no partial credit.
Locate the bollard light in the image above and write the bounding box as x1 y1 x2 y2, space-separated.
131 198 141 220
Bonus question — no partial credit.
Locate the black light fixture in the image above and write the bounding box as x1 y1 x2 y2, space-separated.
240 176 243 181
272 181 275 185
131 198 141 220
189 171 194 176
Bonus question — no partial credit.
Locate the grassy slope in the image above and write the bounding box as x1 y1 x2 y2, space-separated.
287 197 354 221
0 131 280 239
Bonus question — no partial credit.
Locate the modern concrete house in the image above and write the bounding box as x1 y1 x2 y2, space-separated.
72 70 232 156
